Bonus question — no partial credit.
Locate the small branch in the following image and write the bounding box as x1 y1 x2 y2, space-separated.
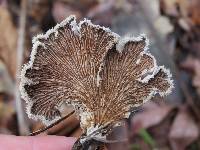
15 0 29 135
30 110 75 136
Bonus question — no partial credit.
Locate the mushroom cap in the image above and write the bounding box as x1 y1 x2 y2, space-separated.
20 15 173 135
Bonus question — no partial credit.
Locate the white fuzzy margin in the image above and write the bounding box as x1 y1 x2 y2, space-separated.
116 33 149 53
123 67 174 119
19 15 120 126
115 34 174 119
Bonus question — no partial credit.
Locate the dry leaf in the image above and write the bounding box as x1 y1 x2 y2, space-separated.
87 0 132 26
86 0 115 26
132 102 173 134
52 1 82 23
169 106 199 150
160 0 179 17
0 60 14 94
0 100 15 134
177 0 200 26
181 56 200 96
70 127 82 138
0 6 17 79
59 0 97 7
107 124 129 150
160 0 200 29
28 0 50 24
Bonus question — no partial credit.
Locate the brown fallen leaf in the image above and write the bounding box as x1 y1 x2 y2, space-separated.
52 1 82 23
160 0 179 17
0 98 15 134
28 0 50 24
160 0 200 30
0 6 17 79
86 0 115 26
70 127 82 138
59 0 97 7
0 60 14 94
169 106 199 150
189 2 200 26
131 101 174 135
0 101 15 124
149 108 176 149
107 124 129 150
181 56 200 96
177 0 200 26
86 0 133 26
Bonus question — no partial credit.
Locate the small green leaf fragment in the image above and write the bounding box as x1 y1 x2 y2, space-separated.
138 128 156 148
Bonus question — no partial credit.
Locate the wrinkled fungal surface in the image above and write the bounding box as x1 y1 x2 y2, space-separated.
20 15 173 137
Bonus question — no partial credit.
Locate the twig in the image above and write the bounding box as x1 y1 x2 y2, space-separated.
30 110 75 136
15 0 29 135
